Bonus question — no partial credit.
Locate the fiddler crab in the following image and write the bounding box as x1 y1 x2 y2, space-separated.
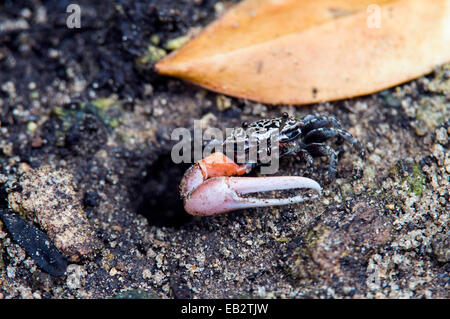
180 113 364 216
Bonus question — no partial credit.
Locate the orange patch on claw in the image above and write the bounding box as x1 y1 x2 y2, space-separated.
198 152 246 178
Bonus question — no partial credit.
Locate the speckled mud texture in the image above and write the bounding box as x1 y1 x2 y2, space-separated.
0 1 448 299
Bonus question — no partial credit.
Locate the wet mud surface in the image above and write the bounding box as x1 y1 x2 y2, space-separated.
0 1 448 298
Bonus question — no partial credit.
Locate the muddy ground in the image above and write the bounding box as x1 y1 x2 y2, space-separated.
0 1 448 299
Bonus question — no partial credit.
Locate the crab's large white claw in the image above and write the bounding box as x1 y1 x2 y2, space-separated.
181 168 322 216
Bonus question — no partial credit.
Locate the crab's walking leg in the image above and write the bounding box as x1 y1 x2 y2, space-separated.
180 152 322 216
303 127 363 152
304 143 338 180
302 114 343 133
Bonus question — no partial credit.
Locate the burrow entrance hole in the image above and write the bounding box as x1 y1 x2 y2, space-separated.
129 153 193 228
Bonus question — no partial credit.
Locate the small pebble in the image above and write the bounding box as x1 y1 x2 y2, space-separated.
31 136 43 148
26 121 37 133
435 127 448 145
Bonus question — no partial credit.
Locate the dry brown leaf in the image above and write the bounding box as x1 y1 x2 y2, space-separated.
155 0 450 105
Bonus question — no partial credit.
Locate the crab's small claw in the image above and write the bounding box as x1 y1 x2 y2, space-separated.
180 153 321 216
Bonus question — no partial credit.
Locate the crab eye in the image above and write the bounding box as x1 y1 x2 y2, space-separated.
242 121 249 129
282 112 289 119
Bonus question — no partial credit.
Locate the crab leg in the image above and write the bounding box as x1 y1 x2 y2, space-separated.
180 153 322 216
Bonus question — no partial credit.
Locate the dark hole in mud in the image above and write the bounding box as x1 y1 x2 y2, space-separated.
129 153 192 227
